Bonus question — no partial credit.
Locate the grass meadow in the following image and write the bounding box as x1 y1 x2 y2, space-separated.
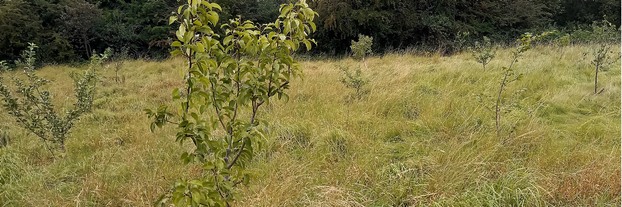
0 44 620 206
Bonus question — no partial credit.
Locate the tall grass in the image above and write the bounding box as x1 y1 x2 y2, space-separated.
0 45 619 206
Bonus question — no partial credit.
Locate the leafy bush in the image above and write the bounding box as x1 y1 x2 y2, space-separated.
471 36 496 70
146 0 317 205
0 43 103 156
351 34 373 61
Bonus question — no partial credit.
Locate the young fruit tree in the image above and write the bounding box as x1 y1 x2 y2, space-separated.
494 32 552 137
145 0 317 206
350 34 373 69
339 65 369 100
0 43 104 156
588 20 619 94
471 36 496 70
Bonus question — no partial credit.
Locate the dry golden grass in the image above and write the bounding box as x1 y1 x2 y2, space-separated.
0 44 619 206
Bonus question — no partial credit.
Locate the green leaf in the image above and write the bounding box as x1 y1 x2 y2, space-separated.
172 88 181 100
302 39 312 51
280 4 293 17
196 42 205 52
169 16 178 25
207 11 219 26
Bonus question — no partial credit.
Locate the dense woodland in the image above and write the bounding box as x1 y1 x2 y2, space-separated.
0 0 620 63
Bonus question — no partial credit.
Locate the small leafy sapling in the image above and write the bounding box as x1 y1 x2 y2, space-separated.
471 36 496 70
14 43 38 71
112 62 124 83
452 31 470 53
341 34 372 101
339 66 369 100
146 0 317 206
494 32 552 136
351 34 373 69
0 43 104 156
588 19 619 94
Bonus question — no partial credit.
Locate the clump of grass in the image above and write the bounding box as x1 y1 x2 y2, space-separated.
320 130 350 163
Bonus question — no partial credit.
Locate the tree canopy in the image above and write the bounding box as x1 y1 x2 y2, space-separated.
0 0 619 63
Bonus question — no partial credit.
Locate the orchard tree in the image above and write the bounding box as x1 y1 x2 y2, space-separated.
146 0 317 205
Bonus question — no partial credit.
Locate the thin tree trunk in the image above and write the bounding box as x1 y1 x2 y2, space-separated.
495 71 509 136
594 64 599 94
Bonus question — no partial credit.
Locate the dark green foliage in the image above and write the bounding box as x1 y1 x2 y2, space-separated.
0 44 103 155
309 0 557 54
553 0 620 29
213 0 287 24
96 0 176 59
0 0 619 61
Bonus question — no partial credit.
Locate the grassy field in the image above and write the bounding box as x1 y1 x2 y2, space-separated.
0 45 620 206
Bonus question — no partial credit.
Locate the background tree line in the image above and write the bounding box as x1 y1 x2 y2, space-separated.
0 0 619 63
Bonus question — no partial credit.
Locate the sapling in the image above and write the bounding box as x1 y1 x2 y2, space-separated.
351 34 373 69
146 0 317 205
588 20 619 94
340 34 373 101
0 43 104 156
339 66 369 100
453 31 470 53
494 32 552 136
471 36 495 70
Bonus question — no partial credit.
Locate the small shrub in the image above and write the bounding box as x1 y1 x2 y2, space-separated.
0 43 104 156
14 43 37 70
350 34 373 61
339 66 369 100
452 31 471 53
588 19 620 94
471 36 496 70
